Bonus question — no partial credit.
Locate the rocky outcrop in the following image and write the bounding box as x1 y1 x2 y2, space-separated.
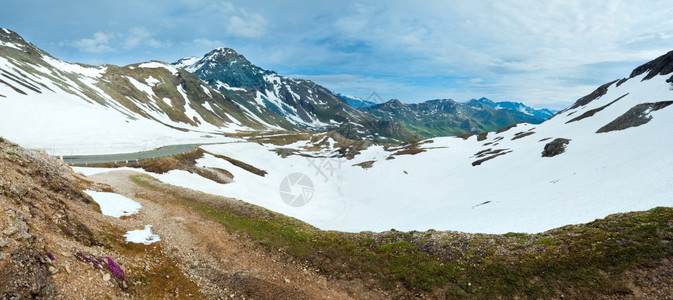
596 101 673 133
629 50 673 81
541 138 571 157
565 80 619 110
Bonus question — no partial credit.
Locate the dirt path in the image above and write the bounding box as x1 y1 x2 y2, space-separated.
87 170 383 299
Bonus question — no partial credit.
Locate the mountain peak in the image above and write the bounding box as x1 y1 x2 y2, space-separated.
203 47 245 62
173 47 255 75
0 28 28 46
385 99 404 106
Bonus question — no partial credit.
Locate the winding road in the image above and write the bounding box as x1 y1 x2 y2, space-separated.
61 142 231 165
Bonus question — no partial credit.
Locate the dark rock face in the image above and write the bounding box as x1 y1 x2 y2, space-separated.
596 101 673 133
542 138 571 157
567 49 673 110
629 50 673 81
566 80 619 110
565 93 629 124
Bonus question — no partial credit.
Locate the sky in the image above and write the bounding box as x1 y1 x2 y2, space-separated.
2 1 672 110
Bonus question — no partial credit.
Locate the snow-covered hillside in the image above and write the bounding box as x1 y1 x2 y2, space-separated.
0 29 263 154
79 50 673 234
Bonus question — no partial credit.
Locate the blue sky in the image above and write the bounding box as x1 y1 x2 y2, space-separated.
2 0 672 110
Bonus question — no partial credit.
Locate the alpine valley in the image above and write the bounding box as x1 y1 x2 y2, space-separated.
1 27 673 299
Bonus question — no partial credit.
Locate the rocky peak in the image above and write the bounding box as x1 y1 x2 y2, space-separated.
0 28 31 49
386 99 404 106
204 47 246 63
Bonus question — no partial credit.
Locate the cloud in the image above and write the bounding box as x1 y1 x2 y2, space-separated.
193 38 225 48
24 0 673 108
68 31 116 53
226 11 267 38
124 27 165 49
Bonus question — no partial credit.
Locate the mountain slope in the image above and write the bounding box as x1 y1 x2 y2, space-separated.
174 48 419 141
0 29 275 154
129 49 673 235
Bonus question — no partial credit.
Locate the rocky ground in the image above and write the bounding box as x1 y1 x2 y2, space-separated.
0 137 382 299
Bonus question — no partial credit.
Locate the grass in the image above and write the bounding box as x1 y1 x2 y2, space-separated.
129 174 673 298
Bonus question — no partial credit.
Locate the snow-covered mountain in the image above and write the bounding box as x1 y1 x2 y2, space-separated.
174 48 417 141
107 49 673 234
360 98 548 138
0 28 547 149
466 97 556 120
0 28 274 154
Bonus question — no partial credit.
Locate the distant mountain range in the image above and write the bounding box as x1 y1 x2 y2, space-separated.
0 28 557 152
466 97 556 120
355 97 553 138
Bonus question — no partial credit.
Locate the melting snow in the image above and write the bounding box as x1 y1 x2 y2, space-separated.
126 76 156 99
124 225 161 245
42 56 106 78
85 190 141 218
138 62 179 76
0 40 22 50
145 76 160 87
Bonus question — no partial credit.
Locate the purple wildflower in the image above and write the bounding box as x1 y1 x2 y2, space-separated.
78 251 102 266
47 253 55 261
103 256 126 280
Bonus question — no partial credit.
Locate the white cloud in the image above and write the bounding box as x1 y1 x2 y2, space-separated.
39 0 673 107
226 11 267 38
69 31 116 53
124 27 165 49
193 38 225 48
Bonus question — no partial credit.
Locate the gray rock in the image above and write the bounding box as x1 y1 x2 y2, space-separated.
542 138 571 157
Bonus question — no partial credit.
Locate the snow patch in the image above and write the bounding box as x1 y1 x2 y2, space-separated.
126 76 156 99
215 80 246 92
174 56 200 71
0 40 22 50
201 85 212 97
145 76 160 87
124 225 161 245
138 62 179 76
42 56 106 78
85 190 141 218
